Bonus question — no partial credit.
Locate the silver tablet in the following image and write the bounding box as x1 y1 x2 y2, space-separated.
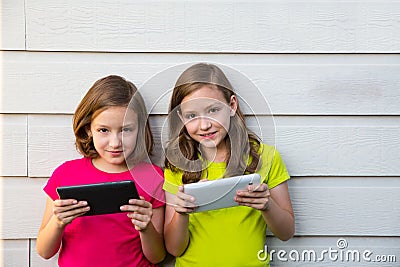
183 173 261 213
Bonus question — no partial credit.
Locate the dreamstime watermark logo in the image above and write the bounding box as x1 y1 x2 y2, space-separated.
257 238 397 264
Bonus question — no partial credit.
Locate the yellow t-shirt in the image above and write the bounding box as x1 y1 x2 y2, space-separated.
163 144 290 267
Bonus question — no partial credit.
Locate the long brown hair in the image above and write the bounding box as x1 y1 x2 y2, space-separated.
165 63 261 184
73 75 153 164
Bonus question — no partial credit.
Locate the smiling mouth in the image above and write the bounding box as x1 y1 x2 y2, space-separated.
200 131 217 137
108 150 123 154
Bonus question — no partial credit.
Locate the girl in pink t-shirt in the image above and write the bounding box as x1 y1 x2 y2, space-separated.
36 75 166 267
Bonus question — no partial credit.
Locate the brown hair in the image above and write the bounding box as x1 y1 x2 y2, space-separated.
73 75 153 164
165 63 261 184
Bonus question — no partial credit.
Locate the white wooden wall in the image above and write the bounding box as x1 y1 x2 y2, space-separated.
1 1 400 266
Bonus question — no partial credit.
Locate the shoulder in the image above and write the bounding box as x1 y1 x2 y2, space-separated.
258 143 275 154
45 157 88 200
162 167 183 194
258 143 283 163
258 143 290 188
164 167 183 183
130 163 165 204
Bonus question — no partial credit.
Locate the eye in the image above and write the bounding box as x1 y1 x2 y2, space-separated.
209 107 220 114
185 113 197 120
122 127 134 132
98 128 109 133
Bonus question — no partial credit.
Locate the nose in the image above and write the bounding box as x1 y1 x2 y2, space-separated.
199 116 212 130
109 132 122 148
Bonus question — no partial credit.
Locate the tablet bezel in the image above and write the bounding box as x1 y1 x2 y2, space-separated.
56 180 140 216
183 173 261 213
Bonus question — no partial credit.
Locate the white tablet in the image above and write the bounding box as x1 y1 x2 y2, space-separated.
183 173 261 213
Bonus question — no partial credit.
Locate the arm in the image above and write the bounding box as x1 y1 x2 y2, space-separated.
121 198 166 264
36 197 89 259
164 187 197 256
235 181 295 241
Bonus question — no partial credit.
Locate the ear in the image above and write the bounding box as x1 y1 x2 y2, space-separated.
229 95 238 116
86 126 92 137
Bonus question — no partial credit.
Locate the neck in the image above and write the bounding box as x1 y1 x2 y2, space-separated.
200 141 229 163
91 158 128 173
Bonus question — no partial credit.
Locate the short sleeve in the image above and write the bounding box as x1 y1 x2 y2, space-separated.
43 163 65 200
265 149 290 189
131 164 166 208
148 165 166 208
162 168 182 194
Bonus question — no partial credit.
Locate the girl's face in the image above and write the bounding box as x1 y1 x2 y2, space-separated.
88 106 138 173
178 85 237 156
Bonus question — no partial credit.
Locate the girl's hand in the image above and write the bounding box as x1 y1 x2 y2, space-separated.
52 199 90 227
121 197 153 231
235 183 271 211
174 185 197 214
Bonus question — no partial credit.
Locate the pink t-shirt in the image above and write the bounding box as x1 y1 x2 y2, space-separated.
44 157 165 267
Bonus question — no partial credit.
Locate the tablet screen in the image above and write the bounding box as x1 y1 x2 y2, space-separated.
183 173 261 213
56 180 139 216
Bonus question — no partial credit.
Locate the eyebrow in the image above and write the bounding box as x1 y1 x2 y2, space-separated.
181 102 225 113
92 123 136 128
122 124 136 127
92 123 109 128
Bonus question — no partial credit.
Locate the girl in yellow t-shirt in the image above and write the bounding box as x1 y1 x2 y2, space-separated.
163 63 295 267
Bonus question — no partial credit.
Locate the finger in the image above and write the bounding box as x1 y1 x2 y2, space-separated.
174 186 197 212
54 205 90 225
128 212 151 222
131 219 149 231
248 183 268 192
236 190 269 198
54 199 78 207
129 214 151 230
175 206 196 214
235 195 267 204
175 196 197 209
239 195 271 210
53 201 88 214
120 198 152 213
170 199 196 213
62 209 89 221
128 198 152 208
62 205 90 217
122 205 153 216
177 190 195 203
238 202 268 211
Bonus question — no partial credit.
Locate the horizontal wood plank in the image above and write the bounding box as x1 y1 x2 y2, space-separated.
25 1 400 52
0 177 48 239
2 51 400 115
273 121 400 177
0 115 27 176
30 240 58 267
0 240 28 267
287 177 400 236
27 115 80 178
154 115 400 176
1 177 398 239
0 0 25 50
